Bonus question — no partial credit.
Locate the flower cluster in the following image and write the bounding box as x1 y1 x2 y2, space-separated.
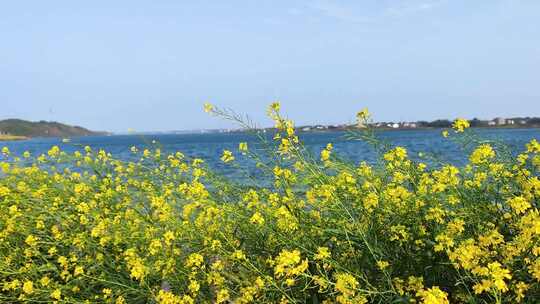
0 105 538 303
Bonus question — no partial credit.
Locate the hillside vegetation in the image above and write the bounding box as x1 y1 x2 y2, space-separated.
0 119 104 138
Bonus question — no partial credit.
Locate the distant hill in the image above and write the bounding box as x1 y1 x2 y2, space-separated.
0 119 106 138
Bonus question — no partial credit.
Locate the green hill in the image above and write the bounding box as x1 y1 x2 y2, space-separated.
0 119 106 138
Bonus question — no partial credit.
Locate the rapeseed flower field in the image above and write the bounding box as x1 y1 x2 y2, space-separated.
1 104 539 303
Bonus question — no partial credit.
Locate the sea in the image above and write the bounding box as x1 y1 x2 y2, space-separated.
1 128 539 180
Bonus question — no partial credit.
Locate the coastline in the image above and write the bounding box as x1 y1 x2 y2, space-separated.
0 134 29 141
296 125 540 133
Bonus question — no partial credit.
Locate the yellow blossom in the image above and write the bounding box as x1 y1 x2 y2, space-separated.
250 212 265 225
416 286 449 304
452 118 470 132
442 130 449 138
507 196 531 215
22 280 34 294
314 247 331 260
376 260 390 270
220 150 234 163
204 102 214 113
356 108 370 120
239 142 248 153
51 289 62 299
25 234 38 247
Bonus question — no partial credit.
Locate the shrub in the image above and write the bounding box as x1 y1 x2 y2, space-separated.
0 104 539 303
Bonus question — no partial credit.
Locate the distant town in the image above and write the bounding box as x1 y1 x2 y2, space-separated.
298 116 540 132
161 116 540 135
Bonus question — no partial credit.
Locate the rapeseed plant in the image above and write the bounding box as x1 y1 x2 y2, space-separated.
0 103 538 303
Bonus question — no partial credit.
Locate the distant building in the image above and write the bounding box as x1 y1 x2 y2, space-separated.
494 117 506 125
403 122 417 128
301 127 311 131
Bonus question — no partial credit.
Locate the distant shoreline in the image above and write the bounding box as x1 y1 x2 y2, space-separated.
120 125 540 136
2 125 538 140
350 125 540 132
0 134 29 141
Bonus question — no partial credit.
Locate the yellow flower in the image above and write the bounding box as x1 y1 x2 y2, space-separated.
25 234 38 247
469 144 495 164
335 273 358 298
515 282 529 302
320 143 333 162
188 280 200 294
1 146 9 155
487 262 511 292
40 276 51 286
320 149 331 162
376 260 390 270
528 257 540 280
220 150 234 163
149 239 162 255
314 247 331 260
274 249 308 278
526 138 540 153
156 290 182 304
269 101 280 113
185 253 204 268
216 289 230 303
356 108 370 120
48 145 61 157
473 279 492 295
384 146 408 162
74 265 84 276
22 280 34 294
232 249 246 261
103 288 112 298
507 196 531 215
363 192 378 212
164 230 175 246
452 118 470 133
239 142 248 153
442 130 449 138
204 102 214 113
416 286 449 304
51 289 62 300
250 212 265 225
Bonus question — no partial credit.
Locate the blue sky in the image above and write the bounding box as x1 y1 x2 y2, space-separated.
1 0 539 132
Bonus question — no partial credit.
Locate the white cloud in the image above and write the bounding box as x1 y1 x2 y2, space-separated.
384 0 446 17
304 0 370 23
289 0 446 24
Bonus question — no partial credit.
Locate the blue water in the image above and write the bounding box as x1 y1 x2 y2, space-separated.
1 128 539 178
